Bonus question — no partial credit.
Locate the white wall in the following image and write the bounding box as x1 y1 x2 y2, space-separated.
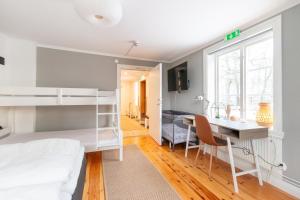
121 80 134 116
145 76 150 116
121 74 150 117
0 33 36 134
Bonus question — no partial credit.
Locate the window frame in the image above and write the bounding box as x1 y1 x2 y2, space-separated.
214 32 273 120
203 15 283 138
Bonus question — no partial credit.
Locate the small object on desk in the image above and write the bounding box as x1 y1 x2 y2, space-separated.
256 102 273 127
225 105 231 119
210 102 225 119
230 116 238 121
215 105 220 118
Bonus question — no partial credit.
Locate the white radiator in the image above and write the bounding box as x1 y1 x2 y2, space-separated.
215 132 283 177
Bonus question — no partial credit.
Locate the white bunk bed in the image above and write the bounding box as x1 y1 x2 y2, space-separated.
0 86 123 160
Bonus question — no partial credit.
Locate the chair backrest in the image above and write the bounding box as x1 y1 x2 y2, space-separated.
195 115 217 146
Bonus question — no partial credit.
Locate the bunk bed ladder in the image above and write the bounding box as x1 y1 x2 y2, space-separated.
96 89 123 161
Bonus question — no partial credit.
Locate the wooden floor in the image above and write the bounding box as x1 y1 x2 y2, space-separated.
83 136 298 200
121 116 148 137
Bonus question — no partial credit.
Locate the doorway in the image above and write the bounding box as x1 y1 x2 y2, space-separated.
118 64 162 144
119 68 149 138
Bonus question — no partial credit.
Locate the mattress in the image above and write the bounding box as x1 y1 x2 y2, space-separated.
162 123 197 144
72 156 86 200
0 139 85 200
63 146 85 194
0 129 97 152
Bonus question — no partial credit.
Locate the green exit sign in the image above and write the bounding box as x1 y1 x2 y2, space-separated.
225 29 241 41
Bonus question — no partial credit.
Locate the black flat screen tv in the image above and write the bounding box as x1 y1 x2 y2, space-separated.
168 62 188 92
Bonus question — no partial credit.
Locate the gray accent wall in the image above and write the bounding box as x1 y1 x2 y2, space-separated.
165 50 204 114
36 47 158 131
165 4 300 182
162 63 171 110
282 4 300 182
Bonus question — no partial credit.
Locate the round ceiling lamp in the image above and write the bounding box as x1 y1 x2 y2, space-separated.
74 0 122 27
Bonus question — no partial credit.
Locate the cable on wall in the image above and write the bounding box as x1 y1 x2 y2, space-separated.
124 41 140 56
232 146 281 168
231 142 287 181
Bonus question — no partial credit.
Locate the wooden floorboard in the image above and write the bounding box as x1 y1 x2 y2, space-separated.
83 136 298 200
83 152 104 200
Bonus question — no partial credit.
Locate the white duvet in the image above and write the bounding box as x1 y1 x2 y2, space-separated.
0 139 84 200
0 182 71 200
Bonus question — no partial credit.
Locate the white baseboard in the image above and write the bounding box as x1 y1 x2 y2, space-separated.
269 173 300 198
215 148 300 198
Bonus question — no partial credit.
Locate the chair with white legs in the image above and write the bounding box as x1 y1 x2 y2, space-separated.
194 115 231 178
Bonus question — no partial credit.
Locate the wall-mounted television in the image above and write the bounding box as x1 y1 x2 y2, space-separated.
168 62 188 92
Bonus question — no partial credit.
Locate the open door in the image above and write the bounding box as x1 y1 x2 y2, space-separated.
148 63 162 145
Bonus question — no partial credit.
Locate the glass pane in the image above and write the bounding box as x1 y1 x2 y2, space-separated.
217 49 241 118
245 38 273 120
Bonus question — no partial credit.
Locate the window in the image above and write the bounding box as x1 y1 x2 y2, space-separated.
209 32 274 121
217 49 241 118
203 15 284 172
245 38 273 120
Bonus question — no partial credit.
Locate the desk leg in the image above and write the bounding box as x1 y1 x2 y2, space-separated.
227 137 239 193
251 139 263 186
185 125 191 157
203 144 207 155
194 142 202 164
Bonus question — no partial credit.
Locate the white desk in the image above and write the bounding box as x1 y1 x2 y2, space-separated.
183 115 268 193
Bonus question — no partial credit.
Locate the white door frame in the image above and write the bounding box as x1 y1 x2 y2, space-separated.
148 63 163 145
117 63 163 145
117 64 154 119
117 64 153 90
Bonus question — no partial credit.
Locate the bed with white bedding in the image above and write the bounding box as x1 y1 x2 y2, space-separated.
0 139 85 200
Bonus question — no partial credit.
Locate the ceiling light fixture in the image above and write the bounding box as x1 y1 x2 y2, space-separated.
125 40 140 56
74 0 122 27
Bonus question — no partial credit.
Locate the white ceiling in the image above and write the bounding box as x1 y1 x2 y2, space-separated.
0 0 299 63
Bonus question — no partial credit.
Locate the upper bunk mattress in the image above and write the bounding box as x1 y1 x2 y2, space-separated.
0 128 118 152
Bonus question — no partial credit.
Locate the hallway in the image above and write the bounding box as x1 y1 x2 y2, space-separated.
120 116 148 137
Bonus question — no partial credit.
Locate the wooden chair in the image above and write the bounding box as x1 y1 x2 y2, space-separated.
194 115 230 178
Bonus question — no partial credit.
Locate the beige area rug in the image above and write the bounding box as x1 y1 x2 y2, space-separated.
121 116 148 137
102 145 181 200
